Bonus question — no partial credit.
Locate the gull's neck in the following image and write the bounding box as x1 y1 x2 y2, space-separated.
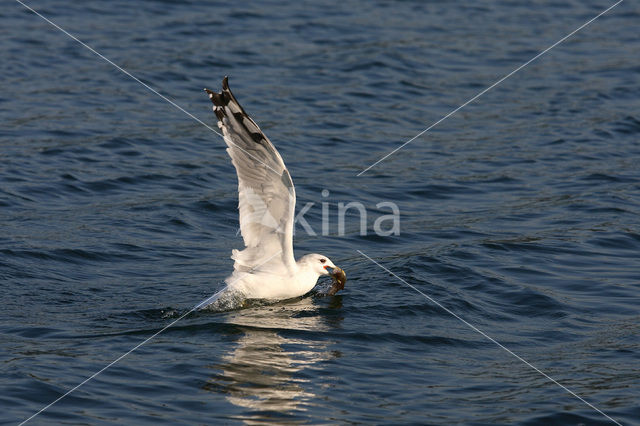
293 260 321 296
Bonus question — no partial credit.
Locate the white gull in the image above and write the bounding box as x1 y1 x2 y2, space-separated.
197 77 343 308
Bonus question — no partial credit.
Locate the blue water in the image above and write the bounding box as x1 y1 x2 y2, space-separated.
2 0 639 424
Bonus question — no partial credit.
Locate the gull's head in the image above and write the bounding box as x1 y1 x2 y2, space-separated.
299 253 347 295
300 253 337 276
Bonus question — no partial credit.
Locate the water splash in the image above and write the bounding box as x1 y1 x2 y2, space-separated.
196 287 248 312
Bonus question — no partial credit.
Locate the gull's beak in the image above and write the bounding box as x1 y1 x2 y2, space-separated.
327 266 347 296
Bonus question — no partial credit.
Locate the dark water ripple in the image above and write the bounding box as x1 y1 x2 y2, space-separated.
2 0 640 424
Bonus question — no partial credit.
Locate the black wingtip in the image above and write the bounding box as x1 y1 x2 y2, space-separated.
204 86 228 107
204 77 232 107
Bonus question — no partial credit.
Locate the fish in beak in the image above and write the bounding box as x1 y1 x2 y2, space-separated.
327 266 347 296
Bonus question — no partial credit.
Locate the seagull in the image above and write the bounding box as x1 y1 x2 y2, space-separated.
198 77 346 308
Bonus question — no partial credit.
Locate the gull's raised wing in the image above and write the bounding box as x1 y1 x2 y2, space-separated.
205 77 296 274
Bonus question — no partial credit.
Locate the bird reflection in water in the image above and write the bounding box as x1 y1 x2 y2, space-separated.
203 295 343 423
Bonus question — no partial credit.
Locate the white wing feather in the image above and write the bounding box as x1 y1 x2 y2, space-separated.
205 77 296 278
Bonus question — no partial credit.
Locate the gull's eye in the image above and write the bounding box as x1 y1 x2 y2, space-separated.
320 258 326 264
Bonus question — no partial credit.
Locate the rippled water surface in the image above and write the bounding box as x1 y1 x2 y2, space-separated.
2 0 640 424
